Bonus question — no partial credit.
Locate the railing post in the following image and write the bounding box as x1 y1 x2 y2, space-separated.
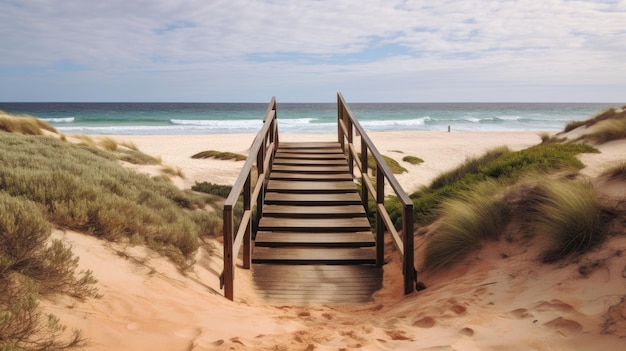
403 205 415 294
223 206 234 300
337 95 344 148
243 173 252 269
361 141 369 213
376 167 385 266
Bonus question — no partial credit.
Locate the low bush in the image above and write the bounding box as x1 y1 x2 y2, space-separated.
1 193 95 350
402 155 424 165
0 133 218 267
191 150 246 161
192 182 233 198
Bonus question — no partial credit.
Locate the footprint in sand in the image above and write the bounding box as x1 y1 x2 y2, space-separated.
413 316 436 328
544 317 583 336
500 308 535 320
459 327 474 336
535 299 575 313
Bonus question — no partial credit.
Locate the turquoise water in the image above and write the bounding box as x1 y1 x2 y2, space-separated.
0 102 619 135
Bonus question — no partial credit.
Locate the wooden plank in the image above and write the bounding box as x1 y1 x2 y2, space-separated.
254 231 375 247
267 180 357 193
272 158 348 166
271 164 349 173
269 172 353 181
251 247 376 264
262 205 366 217
264 192 363 205
253 264 380 275
258 217 371 232
279 142 340 149
275 152 346 160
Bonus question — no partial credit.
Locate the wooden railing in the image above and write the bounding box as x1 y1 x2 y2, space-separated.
220 97 278 300
337 92 416 294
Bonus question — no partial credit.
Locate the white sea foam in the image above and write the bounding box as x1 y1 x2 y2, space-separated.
41 117 75 123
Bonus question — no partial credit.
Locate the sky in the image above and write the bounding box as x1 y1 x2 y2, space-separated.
1 0 625 102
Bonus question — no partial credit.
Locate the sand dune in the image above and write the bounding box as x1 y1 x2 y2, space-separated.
42 131 626 350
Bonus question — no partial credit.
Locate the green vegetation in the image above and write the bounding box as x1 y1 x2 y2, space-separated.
410 143 597 224
192 182 233 198
423 182 508 270
563 106 626 144
527 179 607 263
191 150 246 161
1 192 96 350
0 133 220 267
0 111 58 135
402 155 424 165
602 162 626 180
360 153 407 174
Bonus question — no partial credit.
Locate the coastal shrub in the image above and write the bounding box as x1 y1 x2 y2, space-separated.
0 110 58 135
192 181 233 198
528 180 607 262
0 193 95 350
422 183 508 270
402 155 424 165
409 143 598 224
191 150 246 161
359 153 407 174
0 132 218 267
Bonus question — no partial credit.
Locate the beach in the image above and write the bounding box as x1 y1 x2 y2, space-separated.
42 130 626 350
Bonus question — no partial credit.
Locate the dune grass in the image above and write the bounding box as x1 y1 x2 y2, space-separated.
602 162 626 180
563 106 626 144
422 182 509 270
191 150 246 161
0 110 58 135
409 143 597 224
564 106 626 132
527 179 607 262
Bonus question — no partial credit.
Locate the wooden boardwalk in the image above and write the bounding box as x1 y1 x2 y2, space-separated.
251 141 382 303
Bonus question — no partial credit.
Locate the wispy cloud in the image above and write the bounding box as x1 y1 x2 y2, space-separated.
0 0 625 101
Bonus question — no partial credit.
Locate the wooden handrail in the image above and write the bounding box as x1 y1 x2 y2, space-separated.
221 97 278 300
337 92 416 294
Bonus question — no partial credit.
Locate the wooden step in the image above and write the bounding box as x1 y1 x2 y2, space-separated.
252 247 376 264
275 152 346 160
252 265 382 304
267 180 357 193
269 172 353 181
262 204 366 218
255 231 375 247
258 217 371 232
272 158 348 166
271 165 350 173
279 142 341 149
264 192 363 206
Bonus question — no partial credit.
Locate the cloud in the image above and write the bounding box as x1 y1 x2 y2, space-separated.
0 0 625 101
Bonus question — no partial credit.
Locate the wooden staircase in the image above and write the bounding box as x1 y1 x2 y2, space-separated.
251 141 382 303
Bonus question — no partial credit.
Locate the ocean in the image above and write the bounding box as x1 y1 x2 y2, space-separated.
0 102 619 135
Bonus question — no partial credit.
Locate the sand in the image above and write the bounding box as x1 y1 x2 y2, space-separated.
42 131 626 350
